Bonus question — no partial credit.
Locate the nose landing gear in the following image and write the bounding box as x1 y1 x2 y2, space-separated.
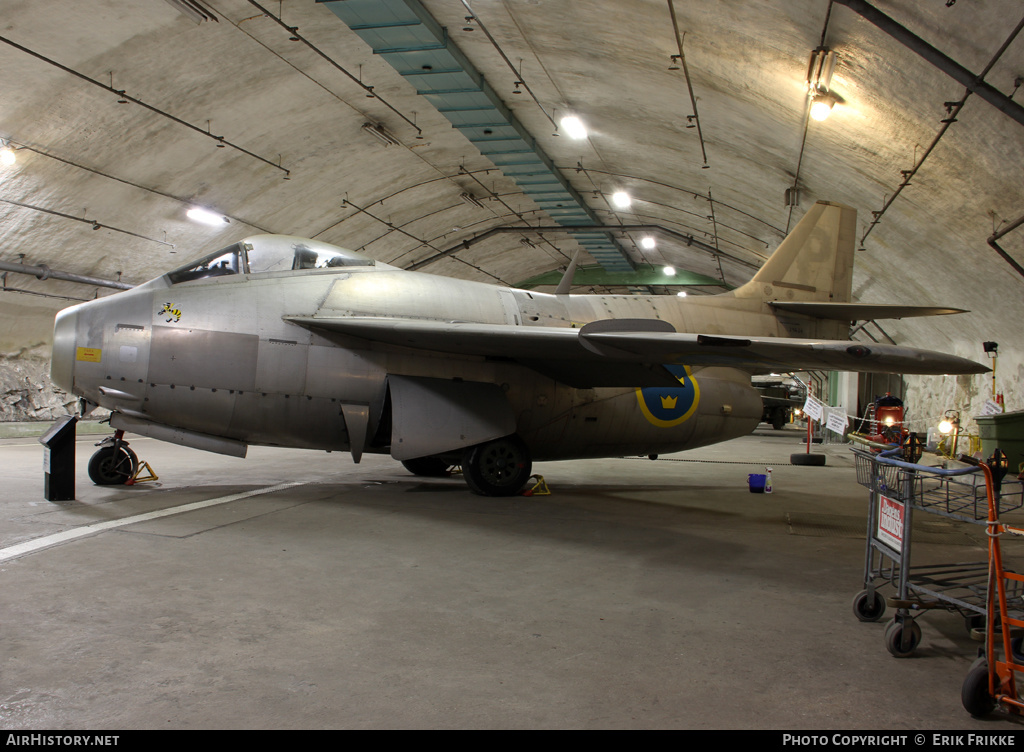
88 430 139 486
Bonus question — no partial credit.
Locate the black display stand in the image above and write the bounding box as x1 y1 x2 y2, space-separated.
39 415 78 501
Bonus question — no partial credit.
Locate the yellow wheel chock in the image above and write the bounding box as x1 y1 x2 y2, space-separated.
521 474 550 496
126 461 158 485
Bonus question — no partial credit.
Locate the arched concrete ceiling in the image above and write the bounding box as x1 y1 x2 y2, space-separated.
1 0 1022 418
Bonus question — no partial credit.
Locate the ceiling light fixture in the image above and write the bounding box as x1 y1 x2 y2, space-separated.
676 291 688 297
459 192 486 210
0 144 16 166
810 93 836 122
806 46 839 122
806 47 837 94
162 0 219 24
663 266 676 276
186 207 229 227
362 122 401 147
641 236 656 249
559 115 588 140
611 191 632 209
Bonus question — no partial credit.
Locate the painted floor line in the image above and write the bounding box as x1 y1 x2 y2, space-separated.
0 481 307 563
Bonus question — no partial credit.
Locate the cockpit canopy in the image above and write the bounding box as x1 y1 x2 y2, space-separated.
167 235 381 284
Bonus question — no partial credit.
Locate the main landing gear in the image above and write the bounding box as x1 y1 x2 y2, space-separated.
461 435 532 497
88 430 139 486
403 435 534 496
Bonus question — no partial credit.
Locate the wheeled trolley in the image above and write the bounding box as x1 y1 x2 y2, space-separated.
960 452 1024 717
851 444 1024 658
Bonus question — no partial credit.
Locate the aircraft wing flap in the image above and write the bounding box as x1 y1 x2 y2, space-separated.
285 315 988 378
768 302 969 320
582 331 990 375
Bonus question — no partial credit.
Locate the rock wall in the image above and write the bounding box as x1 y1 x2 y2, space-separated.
0 346 76 422
903 351 1020 442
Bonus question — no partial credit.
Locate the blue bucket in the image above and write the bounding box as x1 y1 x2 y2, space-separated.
748 473 767 493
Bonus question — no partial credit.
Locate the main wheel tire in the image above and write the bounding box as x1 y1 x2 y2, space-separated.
772 408 786 430
401 456 452 477
961 659 996 717
884 617 922 658
791 452 826 466
964 613 986 637
1011 636 1024 664
88 445 139 486
462 436 532 497
852 589 886 622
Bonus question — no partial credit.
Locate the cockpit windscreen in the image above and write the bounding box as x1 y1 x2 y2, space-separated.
167 236 377 284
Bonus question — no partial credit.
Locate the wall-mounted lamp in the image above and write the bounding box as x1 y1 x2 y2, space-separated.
983 341 999 400
937 409 961 458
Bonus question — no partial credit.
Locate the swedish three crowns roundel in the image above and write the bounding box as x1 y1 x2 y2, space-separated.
635 365 700 427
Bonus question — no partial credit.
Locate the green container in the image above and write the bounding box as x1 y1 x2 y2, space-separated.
975 409 1024 473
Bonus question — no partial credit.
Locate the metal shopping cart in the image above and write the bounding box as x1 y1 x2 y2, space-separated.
851 441 1024 658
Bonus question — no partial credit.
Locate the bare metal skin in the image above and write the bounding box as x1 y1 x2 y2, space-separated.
50 201 985 495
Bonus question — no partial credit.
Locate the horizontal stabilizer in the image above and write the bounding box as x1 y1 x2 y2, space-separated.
769 302 968 320
284 315 988 383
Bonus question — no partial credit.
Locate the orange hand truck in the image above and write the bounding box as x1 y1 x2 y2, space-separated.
959 450 1024 717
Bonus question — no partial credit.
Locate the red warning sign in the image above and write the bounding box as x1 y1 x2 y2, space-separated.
877 494 905 550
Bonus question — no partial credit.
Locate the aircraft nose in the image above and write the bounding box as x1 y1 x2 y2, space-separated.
51 307 78 393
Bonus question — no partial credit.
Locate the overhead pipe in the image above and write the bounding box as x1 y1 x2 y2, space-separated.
833 0 1024 128
0 35 290 177
458 0 558 132
666 0 709 168
7 138 272 234
0 197 174 247
852 8 1024 246
987 212 1024 281
0 259 133 290
246 0 422 138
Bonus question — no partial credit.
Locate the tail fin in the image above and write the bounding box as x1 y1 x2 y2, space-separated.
730 201 856 304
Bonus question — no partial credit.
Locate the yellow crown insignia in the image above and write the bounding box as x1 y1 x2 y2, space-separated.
660 395 678 409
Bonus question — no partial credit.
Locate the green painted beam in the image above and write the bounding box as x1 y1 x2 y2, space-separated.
515 265 731 290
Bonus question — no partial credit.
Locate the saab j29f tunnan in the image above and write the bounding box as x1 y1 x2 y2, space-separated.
50 201 985 495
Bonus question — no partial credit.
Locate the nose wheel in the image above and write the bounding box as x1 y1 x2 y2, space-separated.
88 432 139 485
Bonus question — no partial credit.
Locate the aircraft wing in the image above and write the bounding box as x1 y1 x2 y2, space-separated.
284 315 988 386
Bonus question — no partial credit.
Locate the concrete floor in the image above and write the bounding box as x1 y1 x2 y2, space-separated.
0 423 1019 730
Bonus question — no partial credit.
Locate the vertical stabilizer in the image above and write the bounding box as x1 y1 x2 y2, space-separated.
555 250 581 295
731 201 856 304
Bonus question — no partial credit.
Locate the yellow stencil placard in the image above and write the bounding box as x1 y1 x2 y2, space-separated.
75 347 102 363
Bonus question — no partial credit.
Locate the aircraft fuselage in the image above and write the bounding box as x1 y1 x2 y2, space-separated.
52 257 765 463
